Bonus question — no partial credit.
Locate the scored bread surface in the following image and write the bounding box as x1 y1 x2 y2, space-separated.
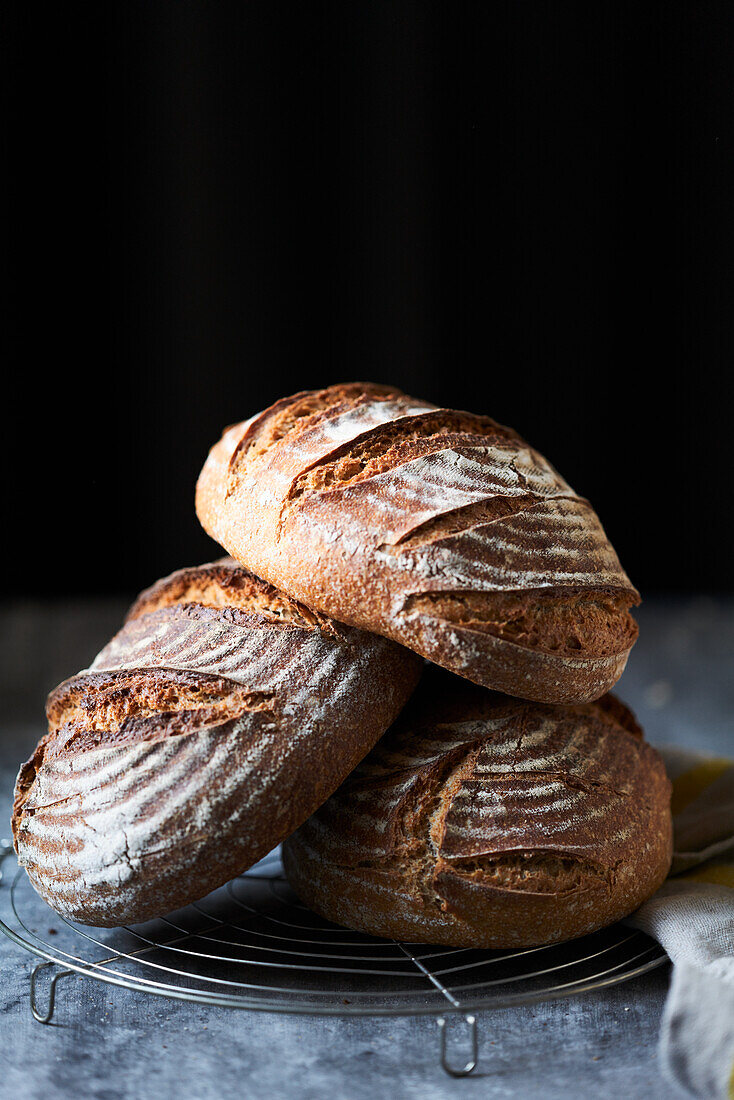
196 383 640 703
12 559 422 926
283 671 672 948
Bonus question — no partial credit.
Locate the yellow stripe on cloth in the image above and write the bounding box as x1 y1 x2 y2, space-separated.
671 758 732 816
728 1057 734 1100
678 862 734 888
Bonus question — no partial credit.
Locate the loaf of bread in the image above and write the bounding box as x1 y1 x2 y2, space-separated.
12 559 422 926
283 669 672 948
196 383 639 703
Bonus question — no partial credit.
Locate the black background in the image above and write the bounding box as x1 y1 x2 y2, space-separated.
5 2 733 598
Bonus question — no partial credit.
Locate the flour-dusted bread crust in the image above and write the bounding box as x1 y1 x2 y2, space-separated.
196 383 640 704
12 560 422 926
283 670 672 948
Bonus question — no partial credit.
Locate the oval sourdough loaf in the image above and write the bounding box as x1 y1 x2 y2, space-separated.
12 559 422 926
196 383 640 703
283 669 672 948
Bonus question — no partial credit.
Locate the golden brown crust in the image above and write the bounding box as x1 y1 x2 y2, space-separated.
12 559 422 926
126 556 330 631
401 588 638 660
196 383 640 703
283 669 672 948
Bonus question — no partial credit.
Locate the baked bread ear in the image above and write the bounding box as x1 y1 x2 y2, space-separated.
12 559 422 926
196 383 639 703
283 669 672 948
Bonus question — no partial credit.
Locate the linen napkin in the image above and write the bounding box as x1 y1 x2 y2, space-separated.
626 748 734 1099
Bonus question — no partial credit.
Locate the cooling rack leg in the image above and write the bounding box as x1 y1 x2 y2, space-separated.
29 962 73 1024
437 1013 478 1077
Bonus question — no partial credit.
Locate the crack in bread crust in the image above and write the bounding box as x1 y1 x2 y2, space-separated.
402 588 639 659
47 667 261 734
228 384 403 478
383 493 544 550
443 851 614 896
284 410 520 506
13 667 278 837
128 558 328 632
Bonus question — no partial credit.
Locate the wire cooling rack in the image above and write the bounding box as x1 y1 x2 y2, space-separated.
0 841 668 1076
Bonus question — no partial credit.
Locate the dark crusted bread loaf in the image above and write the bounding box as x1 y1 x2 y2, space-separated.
283 669 672 948
196 383 639 704
12 559 422 926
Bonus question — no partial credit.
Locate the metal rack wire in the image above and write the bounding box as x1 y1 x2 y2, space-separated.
0 842 668 1076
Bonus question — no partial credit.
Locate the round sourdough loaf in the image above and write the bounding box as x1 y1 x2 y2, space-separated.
283 670 672 948
196 383 640 704
12 560 422 926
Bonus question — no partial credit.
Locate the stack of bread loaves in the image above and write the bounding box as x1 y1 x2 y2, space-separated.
13 384 672 946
